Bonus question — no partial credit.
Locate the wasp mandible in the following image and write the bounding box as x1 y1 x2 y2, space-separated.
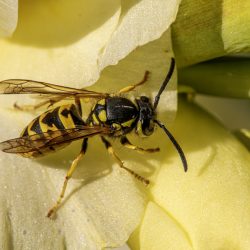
0 58 187 218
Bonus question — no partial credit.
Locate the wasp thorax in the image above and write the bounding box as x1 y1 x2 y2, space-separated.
135 96 155 137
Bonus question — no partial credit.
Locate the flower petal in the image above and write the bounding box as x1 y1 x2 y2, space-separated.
99 0 182 69
139 202 192 250
0 0 121 85
0 0 18 37
0 29 177 249
129 98 250 249
0 0 181 87
172 0 250 66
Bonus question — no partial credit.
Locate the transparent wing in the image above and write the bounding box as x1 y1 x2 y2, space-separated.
0 79 108 99
0 125 111 154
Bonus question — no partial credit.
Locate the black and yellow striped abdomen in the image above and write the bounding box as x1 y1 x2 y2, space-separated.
21 104 84 157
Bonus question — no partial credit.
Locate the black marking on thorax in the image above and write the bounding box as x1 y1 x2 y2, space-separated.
106 97 138 124
87 101 106 125
94 104 106 114
94 104 106 122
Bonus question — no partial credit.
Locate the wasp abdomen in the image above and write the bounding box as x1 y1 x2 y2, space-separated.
21 104 84 157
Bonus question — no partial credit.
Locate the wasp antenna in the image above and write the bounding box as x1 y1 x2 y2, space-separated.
154 120 188 172
153 57 175 110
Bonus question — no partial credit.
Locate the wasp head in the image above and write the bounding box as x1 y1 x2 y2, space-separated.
135 96 155 137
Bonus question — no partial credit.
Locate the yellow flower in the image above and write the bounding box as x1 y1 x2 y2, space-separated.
129 97 250 250
0 1 181 249
1 1 250 249
0 0 17 37
128 0 250 249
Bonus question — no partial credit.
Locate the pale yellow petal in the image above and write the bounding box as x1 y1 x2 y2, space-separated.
99 0 182 69
0 29 177 249
129 98 250 249
139 202 192 250
0 0 121 86
0 0 18 37
0 0 181 87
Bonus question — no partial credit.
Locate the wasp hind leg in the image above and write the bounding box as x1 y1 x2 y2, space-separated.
120 136 160 153
14 99 52 111
14 97 62 111
117 71 150 94
101 136 150 186
14 96 81 112
47 138 88 218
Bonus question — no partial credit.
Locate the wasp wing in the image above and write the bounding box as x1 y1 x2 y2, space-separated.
0 126 111 155
0 79 108 99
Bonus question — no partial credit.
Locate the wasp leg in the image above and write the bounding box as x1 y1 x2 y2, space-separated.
14 95 81 112
47 138 88 218
101 136 150 186
14 99 53 111
117 71 150 94
120 136 160 153
13 94 80 111
13 97 63 111
14 90 85 112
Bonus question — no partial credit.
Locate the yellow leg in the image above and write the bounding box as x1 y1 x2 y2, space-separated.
14 99 52 111
13 95 68 111
117 71 150 94
47 138 88 218
120 136 160 153
101 136 150 186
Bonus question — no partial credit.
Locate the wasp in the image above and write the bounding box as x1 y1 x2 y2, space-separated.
0 58 187 218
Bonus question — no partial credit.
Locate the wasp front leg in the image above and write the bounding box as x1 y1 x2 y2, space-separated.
101 136 150 186
120 136 160 153
117 71 150 94
47 138 88 218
